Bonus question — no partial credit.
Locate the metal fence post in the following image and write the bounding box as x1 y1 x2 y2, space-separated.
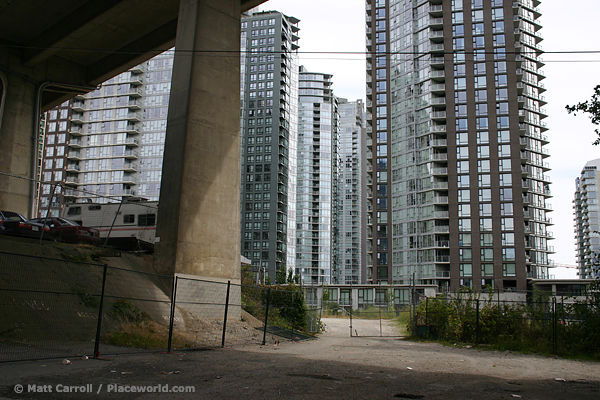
221 280 231 348
167 276 178 353
476 298 480 345
262 288 271 345
93 264 108 359
552 297 557 355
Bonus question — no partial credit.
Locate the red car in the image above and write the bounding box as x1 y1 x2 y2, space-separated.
30 217 101 245
0 210 51 239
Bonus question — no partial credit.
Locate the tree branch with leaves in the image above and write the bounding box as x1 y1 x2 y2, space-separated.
566 85 600 145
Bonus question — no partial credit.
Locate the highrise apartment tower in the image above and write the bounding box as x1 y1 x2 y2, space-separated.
296 66 339 285
335 98 366 284
42 51 174 211
574 159 600 279
365 0 553 292
240 10 300 282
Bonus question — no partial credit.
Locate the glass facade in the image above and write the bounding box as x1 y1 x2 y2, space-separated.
335 99 366 284
574 159 600 279
296 67 339 285
366 0 553 291
240 11 300 282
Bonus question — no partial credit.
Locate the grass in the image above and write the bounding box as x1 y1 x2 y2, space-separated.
103 320 196 349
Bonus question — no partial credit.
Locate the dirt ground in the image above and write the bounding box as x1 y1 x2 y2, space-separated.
0 317 599 400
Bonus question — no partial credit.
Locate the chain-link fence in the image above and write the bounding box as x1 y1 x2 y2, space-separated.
416 291 600 359
306 285 431 338
0 251 316 363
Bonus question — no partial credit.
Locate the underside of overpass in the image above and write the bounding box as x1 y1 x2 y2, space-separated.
0 0 268 282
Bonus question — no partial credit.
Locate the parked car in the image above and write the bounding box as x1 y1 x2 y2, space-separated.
0 210 51 239
29 217 101 244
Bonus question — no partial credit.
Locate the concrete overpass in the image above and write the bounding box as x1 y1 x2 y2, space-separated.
0 0 268 282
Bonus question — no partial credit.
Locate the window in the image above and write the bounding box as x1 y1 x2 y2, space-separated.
459 248 472 262
479 203 492 216
138 214 156 226
460 263 473 277
459 218 471 231
499 159 511 171
479 189 491 201
459 233 472 246
475 90 487 102
502 232 515 246
477 146 490 158
123 214 135 224
499 173 512 186
501 218 514 231
458 189 470 202
498 130 510 143
478 159 490 173
457 146 469 159
481 248 494 262
475 104 487 116
480 233 493 246
499 188 513 201
474 62 486 75
458 175 470 187
482 263 494 276
500 203 513 216
480 218 493 231
478 174 491 187
502 263 517 276
458 204 471 217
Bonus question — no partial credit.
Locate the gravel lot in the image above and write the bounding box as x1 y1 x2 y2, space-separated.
0 317 598 399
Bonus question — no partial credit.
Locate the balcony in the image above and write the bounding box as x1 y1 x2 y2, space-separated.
434 196 449 204
127 112 142 122
71 101 85 112
429 30 444 41
70 113 84 124
128 99 142 110
123 137 140 147
123 162 138 172
431 69 445 81
128 87 143 97
124 149 139 159
121 175 138 185
64 176 79 185
431 56 445 66
125 123 140 134
67 151 83 160
69 125 83 136
430 43 444 53
66 164 80 172
122 189 136 196
68 138 84 148
429 17 443 27
431 83 445 93
129 75 143 86
431 111 446 121
429 5 443 15
129 64 146 74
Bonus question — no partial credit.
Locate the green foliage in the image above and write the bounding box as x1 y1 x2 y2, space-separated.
241 282 311 333
566 85 600 145
110 299 147 323
413 289 600 360
72 284 100 309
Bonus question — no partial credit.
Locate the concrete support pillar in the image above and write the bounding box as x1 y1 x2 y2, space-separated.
154 0 241 284
0 72 37 216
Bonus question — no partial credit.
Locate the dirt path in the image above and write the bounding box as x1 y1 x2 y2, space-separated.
0 317 599 399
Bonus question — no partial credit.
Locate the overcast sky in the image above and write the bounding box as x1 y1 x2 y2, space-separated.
264 0 600 279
